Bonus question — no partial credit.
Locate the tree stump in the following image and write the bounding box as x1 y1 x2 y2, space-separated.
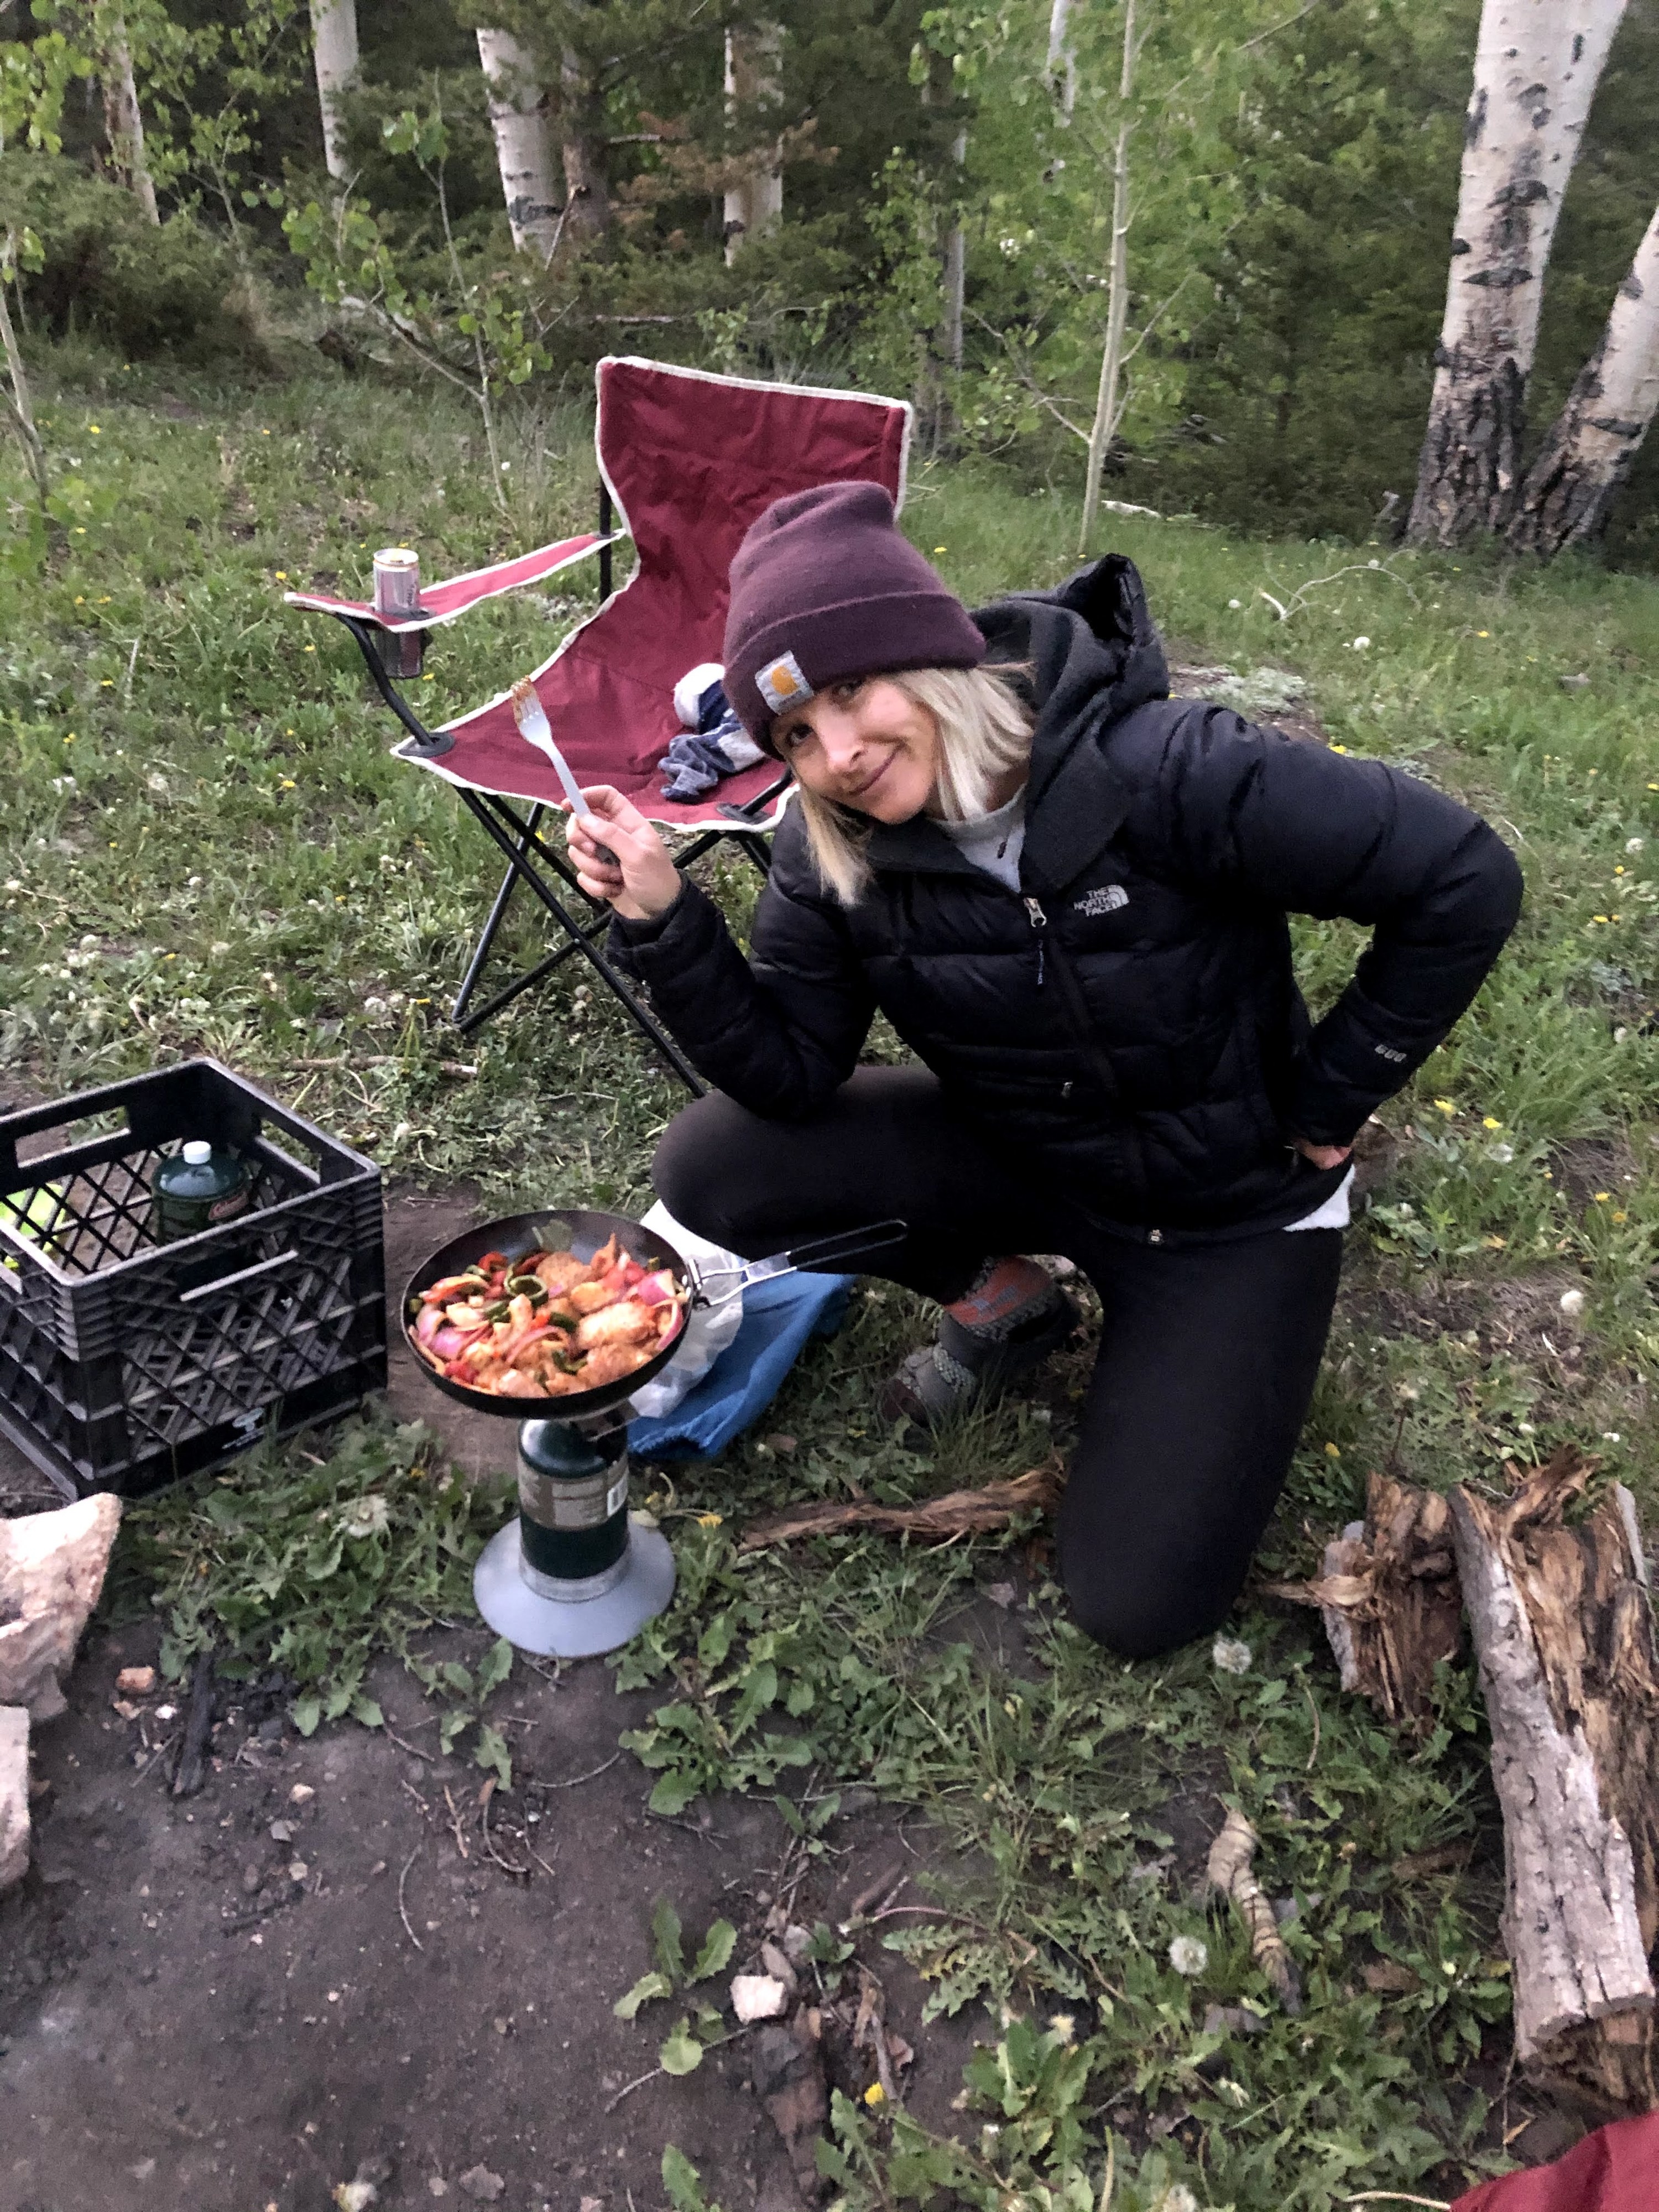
1449 1448 1659 2114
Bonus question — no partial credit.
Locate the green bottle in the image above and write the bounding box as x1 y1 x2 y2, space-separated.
152 1140 253 1244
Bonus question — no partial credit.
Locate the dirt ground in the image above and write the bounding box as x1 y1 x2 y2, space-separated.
1 1182 992 2212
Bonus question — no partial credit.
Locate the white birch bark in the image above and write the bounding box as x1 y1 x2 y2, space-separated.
1047 0 1077 121
1079 0 1136 557
309 0 359 186
941 125 967 373
559 47 611 238
476 28 561 261
723 23 784 264
1406 0 1630 546
1509 199 1659 554
100 15 158 225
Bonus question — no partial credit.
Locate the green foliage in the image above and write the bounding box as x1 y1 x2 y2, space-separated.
613 1896 738 2075
114 1412 517 1765
661 2145 725 2212
0 150 257 359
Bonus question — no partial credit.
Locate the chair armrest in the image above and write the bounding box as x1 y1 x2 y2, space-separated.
283 529 622 633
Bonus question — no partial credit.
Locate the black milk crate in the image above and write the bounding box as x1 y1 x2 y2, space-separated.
0 1059 385 1498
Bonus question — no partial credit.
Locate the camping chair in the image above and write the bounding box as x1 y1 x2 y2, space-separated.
286 356 912 1092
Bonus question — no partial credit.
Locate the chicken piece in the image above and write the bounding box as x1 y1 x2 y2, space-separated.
533 1248 594 1295
494 1369 544 1399
575 1299 656 1351
578 1342 656 1387
566 1277 624 1317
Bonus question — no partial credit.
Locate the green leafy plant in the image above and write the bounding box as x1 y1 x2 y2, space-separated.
614 1895 738 2075
116 1412 517 1772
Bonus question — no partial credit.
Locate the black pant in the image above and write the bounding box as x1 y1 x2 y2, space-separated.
654 1068 1343 1660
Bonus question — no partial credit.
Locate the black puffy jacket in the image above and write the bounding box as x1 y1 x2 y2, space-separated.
615 557 1524 1241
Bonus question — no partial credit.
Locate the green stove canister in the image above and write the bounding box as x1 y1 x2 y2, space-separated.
152 1139 254 1244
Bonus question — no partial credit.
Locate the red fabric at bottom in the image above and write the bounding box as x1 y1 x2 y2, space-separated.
1451 2112 1659 2212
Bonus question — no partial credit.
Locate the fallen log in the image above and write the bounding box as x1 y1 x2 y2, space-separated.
1449 1448 1659 2115
739 1464 1061 1551
1264 1469 1462 1726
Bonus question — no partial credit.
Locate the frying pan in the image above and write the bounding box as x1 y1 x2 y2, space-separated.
403 1206 907 1421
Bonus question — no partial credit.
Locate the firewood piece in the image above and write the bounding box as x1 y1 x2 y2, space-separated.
1265 1470 1462 1726
1449 1447 1659 2114
1206 1808 1302 2016
172 1650 217 1798
740 1465 1061 1550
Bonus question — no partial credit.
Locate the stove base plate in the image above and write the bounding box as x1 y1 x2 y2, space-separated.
472 1519 676 1658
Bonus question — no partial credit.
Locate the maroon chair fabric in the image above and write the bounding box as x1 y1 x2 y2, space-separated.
406 356 911 827
1451 2112 1659 2212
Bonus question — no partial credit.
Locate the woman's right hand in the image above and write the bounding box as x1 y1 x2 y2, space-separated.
564 786 683 922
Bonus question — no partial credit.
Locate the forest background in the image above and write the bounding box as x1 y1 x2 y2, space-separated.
2 0 1658 561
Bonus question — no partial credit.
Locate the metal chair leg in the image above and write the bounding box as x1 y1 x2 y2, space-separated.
458 792 707 1094
453 802 545 1023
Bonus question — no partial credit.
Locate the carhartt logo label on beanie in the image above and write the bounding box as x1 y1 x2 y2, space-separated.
757 650 813 713
723 479 986 747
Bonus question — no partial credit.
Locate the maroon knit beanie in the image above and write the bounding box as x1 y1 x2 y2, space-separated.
723 481 987 747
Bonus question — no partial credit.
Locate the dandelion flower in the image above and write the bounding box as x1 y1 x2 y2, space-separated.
1433 1098 1455 1114
1482 1116 1501 1130
863 2082 886 2107
697 1511 724 1528
1559 1288 1585 1316
1047 2013 1076 2043
1211 1636 1251 1676
1168 1936 1208 1977
1156 2187 1201 2212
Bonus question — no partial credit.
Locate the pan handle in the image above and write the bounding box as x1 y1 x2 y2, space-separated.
691 1219 907 1305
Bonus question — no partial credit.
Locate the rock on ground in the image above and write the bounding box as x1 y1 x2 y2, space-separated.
0 1493 123 1719
0 1705 28 1891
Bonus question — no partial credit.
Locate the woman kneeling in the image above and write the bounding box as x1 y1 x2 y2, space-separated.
564 483 1522 1660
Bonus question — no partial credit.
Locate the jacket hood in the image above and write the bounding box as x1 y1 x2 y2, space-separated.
861 554 1171 894
977 554 1170 800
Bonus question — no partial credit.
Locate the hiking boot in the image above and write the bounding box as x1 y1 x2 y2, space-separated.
878 1257 1074 1428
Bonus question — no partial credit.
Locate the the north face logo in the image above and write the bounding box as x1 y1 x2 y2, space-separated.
1074 884 1129 917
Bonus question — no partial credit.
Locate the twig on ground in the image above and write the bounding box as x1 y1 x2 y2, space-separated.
383 1724 434 1762
400 1777 431 1815
1340 2196 1451 2209
1207 1809 1302 2014
442 1783 470 1859
1302 1678 1321 1772
741 1464 1062 1550
604 2065 665 2114
398 1844 424 1950
529 1751 619 1791
481 1786 530 1879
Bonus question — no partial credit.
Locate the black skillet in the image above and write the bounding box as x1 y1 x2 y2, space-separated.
403 1206 907 1421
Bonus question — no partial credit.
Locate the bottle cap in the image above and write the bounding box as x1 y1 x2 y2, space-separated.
181 1140 212 1166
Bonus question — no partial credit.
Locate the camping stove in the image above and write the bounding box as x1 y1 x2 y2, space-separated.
470 1410 675 1659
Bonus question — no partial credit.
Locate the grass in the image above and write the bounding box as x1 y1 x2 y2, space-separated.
4 335 1658 2211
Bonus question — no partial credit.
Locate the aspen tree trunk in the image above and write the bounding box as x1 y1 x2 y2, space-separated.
941 126 967 373
100 15 158 224
1047 0 1077 121
476 29 560 260
1406 0 1630 547
1079 0 1135 558
558 48 611 238
1508 200 1659 555
723 23 784 264
309 0 359 186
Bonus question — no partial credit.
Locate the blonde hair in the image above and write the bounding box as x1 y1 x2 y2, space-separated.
795 663 1036 905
